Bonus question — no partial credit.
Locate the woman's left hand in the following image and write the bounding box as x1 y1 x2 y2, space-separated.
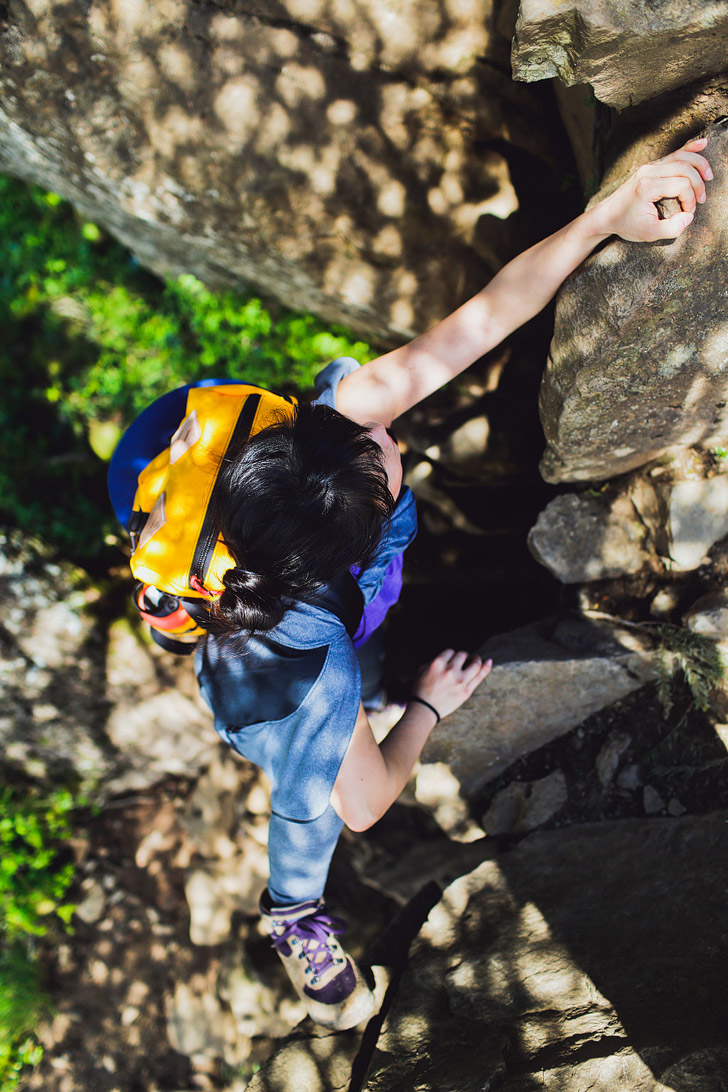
594 137 713 243
413 649 493 720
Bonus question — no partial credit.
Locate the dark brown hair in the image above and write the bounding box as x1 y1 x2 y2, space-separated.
208 402 394 637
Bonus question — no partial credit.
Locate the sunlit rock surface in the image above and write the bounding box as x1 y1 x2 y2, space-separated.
512 0 728 109
363 813 728 1091
684 591 728 640
528 464 728 582
421 615 654 799
528 490 653 583
666 475 728 571
539 119 728 485
0 0 569 342
0 529 110 784
597 76 728 192
245 1019 373 1092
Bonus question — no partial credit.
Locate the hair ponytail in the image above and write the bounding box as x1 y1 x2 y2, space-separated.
208 566 286 639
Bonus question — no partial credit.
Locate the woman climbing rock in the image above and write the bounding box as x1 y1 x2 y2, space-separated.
109 138 711 1030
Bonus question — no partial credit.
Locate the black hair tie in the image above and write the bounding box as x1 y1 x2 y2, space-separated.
406 696 441 724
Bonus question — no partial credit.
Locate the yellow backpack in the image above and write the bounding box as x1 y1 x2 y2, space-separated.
127 383 297 653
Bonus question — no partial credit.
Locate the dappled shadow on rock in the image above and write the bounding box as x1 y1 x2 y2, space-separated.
363 813 728 1092
0 0 576 342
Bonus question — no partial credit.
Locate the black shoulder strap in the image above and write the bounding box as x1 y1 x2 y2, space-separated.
189 393 262 590
307 573 364 640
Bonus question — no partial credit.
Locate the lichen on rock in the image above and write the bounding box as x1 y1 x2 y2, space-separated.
540 118 728 485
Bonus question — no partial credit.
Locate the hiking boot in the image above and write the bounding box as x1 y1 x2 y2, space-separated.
259 889 375 1030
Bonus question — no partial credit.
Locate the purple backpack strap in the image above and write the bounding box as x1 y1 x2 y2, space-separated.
351 553 403 649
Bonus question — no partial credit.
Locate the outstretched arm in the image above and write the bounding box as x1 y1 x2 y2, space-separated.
337 139 712 427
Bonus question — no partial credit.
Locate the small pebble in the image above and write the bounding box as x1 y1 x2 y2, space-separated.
643 785 665 814
616 763 641 792
75 879 106 925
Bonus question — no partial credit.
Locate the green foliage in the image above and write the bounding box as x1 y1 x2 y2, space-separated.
222 1059 262 1083
0 174 371 559
710 446 728 465
0 786 83 1088
0 945 46 1092
0 787 79 938
654 623 726 716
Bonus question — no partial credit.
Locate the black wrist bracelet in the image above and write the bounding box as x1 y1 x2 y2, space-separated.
407 696 441 724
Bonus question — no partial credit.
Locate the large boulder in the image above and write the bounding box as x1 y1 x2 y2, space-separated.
363 813 728 1091
527 465 728 583
0 0 569 343
528 489 653 583
511 0 728 110
420 614 654 800
539 118 728 485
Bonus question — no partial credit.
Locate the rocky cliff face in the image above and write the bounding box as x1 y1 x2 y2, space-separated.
513 3 728 602
0 530 217 795
242 5 728 1089
0 0 571 343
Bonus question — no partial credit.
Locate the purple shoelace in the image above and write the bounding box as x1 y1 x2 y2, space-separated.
270 907 347 981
